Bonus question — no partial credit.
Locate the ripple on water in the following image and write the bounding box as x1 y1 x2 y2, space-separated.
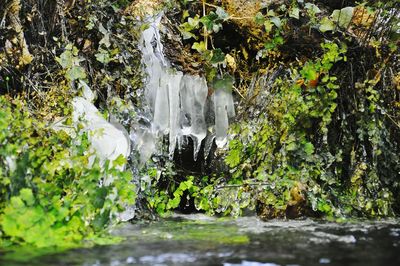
224 261 280 266
2 215 400 266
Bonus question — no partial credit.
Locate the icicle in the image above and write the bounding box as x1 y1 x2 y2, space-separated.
152 76 170 134
203 129 215 160
189 76 208 160
214 89 229 148
168 71 183 158
179 75 193 136
137 14 236 162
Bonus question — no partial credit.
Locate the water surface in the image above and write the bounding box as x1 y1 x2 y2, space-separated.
2 214 399 266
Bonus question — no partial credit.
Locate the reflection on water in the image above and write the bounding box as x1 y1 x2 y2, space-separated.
1 215 400 266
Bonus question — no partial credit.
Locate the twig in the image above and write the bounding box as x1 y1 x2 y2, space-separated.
232 85 245 100
202 0 207 49
384 113 400 129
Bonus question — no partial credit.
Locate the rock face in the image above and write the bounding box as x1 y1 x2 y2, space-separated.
134 14 235 163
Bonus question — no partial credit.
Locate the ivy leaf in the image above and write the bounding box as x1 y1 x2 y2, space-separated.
270 17 282 29
188 16 200 28
180 29 196 40
331 7 354 28
113 154 127 168
215 7 229 21
99 34 111 48
289 7 300 19
304 142 315 155
266 10 276 17
95 49 112 64
20 188 35 206
319 17 335 32
66 66 87 81
56 49 74 69
200 12 219 31
210 48 225 65
192 41 207 53
255 12 265 25
99 24 111 48
286 142 297 151
264 20 273 33
305 3 321 14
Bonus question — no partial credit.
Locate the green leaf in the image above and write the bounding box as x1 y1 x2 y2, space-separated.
66 66 87 81
226 148 241 167
212 23 223 33
264 20 273 33
113 154 127 167
215 7 229 21
286 142 297 151
289 7 300 19
20 188 35 206
319 17 335 32
300 63 318 80
255 12 265 25
331 7 354 28
192 41 207 53
95 49 112 64
200 12 219 32
305 3 321 14
210 49 225 65
270 17 282 29
304 142 315 155
188 16 200 28
10 196 25 209
56 50 74 69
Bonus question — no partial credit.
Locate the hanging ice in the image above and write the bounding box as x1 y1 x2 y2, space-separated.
188 76 208 159
136 14 235 162
168 71 183 158
72 97 130 169
214 89 230 148
178 75 208 159
130 123 157 164
153 77 170 134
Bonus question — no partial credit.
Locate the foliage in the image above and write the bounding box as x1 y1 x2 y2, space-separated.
149 0 399 219
0 0 399 249
0 96 136 248
0 0 143 113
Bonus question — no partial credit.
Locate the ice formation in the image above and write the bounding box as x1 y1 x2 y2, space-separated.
135 14 235 162
72 96 131 170
71 91 133 221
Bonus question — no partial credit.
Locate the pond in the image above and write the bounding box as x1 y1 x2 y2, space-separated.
2 214 400 266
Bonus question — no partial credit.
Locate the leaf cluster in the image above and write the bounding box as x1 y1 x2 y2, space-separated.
0 96 136 248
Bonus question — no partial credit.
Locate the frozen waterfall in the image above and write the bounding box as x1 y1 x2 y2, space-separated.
135 14 235 162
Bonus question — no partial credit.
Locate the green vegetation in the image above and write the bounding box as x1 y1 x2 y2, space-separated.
0 96 135 248
148 0 399 220
0 0 399 251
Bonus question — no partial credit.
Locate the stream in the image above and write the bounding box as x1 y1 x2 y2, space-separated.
2 215 399 266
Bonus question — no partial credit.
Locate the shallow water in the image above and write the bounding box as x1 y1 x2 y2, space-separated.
2 214 400 266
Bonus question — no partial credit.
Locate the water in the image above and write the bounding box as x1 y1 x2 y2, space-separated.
2 215 399 266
